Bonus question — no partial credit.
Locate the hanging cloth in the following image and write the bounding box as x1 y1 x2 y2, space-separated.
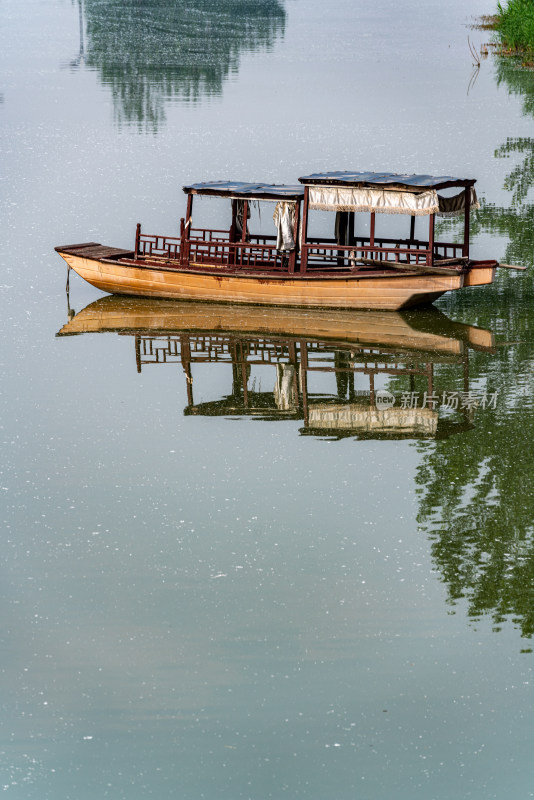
437 187 480 217
309 186 440 215
335 211 354 246
233 199 250 237
273 202 296 251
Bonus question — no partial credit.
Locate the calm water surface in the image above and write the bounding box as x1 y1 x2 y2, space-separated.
2 1 534 797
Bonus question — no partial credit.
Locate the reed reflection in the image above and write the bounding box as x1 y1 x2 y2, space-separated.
72 0 286 130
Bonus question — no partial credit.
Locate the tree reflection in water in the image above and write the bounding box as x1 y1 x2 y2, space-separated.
417 56 534 645
473 133 534 272
75 0 286 130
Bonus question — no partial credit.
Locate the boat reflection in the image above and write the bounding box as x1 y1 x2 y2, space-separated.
58 296 496 440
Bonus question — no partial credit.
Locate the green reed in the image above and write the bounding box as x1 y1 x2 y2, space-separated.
496 0 534 57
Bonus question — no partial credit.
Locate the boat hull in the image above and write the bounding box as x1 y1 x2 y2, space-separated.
57 247 474 311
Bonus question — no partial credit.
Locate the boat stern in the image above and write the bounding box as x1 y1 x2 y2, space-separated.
463 260 497 288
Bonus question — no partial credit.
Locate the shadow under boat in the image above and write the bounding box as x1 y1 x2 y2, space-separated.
57 296 496 440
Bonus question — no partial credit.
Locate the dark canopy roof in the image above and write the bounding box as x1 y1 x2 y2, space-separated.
298 171 476 191
183 181 304 201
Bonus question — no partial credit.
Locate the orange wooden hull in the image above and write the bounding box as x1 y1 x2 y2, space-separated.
57 250 470 311
462 262 497 287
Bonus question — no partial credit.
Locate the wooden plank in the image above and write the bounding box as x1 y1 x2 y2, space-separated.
56 243 134 260
55 242 100 253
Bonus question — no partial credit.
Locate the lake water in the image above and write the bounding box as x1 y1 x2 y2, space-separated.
2 1 534 798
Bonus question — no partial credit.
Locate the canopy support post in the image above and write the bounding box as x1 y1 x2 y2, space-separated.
185 194 193 230
229 200 238 265
462 187 470 259
427 213 435 266
300 188 309 274
241 200 249 242
288 201 300 274
239 200 249 268
230 200 237 242
369 212 375 256
183 193 193 265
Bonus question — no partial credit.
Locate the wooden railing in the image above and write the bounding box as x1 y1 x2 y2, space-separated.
189 227 229 243
137 232 182 261
187 239 286 271
304 242 430 272
135 224 465 274
433 241 464 259
136 228 287 271
189 228 277 247
302 237 464 272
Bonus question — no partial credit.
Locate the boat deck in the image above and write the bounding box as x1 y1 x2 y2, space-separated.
55 243 135 260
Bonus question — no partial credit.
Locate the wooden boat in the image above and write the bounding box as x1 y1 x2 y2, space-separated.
57 296 495 440
56 172 501 311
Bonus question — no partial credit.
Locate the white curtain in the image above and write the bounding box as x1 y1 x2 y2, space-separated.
308 186 440 216
273 202 297 250
308 186 480 218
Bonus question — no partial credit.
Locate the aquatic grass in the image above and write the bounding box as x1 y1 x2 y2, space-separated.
495 0 534 61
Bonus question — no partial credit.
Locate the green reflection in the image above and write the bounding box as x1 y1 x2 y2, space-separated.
413 291 534 642
448 58 534 270
439 59 534 272
415 347 534 638
416 55 534 640
495 54 534 118
472 128 534 271
77 0 286 130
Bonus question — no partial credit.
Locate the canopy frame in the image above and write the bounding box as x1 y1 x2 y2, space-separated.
179 182 304 273
297 172 478 271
